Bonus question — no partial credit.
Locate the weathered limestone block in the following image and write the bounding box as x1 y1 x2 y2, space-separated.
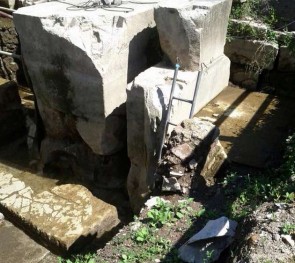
225 38 279 70
14 1 157 155
230 62 259 90
278 46 295 72
0 163 119 252
0 78 26 144
127 56 230 211
154 0 232 70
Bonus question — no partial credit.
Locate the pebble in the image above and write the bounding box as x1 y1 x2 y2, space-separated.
0 213 4 221
169 171 183 178
130 221 141 231
273 233 280 241
181 187 188 194
188 159 198 170
162 177 181 192
144 197 169 209
281 234 295 247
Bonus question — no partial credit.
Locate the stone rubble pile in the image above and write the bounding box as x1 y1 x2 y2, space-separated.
225 20 295 90
156 118 227 193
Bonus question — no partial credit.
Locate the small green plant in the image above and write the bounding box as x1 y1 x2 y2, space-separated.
281 223 295 235
120 252 136 263
58 253 97 263
224 133 295 221
147 200 174 227
133 226 149 243
147 198 193 228
194 208 206 218
280 32 295 55
285 192 295 202
203 250 214 263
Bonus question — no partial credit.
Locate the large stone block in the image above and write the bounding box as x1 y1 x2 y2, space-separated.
154 0 232 70
14 1 157 155
126 55 230 211
225 38 279 71
229 62 259 90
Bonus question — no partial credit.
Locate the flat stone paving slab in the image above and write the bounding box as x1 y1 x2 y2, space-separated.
197 86 295 168
0 219 56 263
0 163 119 253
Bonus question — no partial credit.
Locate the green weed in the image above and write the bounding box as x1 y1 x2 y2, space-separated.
281 223 295 235
58 253 97 263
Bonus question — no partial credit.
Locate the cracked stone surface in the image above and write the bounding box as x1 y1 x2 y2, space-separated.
0 163 119 252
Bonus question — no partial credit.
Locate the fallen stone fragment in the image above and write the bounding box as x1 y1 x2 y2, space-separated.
281 235 295 247
171 143 194 161
130 221 141 231
144 196 169 209
169 171 183 179
0 212 4 221
188 159 198 170
162 177 181 192
273 233 280 241
0 164 119 252
178 216 237 263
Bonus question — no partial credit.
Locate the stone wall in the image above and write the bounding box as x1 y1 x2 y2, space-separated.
0 17 19 81
225 20 295 93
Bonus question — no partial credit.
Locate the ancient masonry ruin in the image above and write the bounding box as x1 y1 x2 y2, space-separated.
0 0 232 251
12 0 232 211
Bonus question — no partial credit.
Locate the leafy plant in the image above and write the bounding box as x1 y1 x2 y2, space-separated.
225 133 295 220
194 208 206 218
203 250 214 263
58 253 97 263
281 223 295 235
147 198 193 228
133 226 149 243
147 200 174 227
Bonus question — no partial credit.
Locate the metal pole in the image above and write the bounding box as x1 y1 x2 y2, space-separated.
0 49 21 60
189 70 203 118
157 63 180 163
